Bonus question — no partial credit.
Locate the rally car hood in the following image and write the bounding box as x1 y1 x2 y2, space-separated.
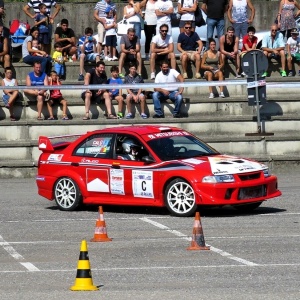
178 155 266 175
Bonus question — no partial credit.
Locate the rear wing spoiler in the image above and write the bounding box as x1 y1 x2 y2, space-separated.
38 134 83 153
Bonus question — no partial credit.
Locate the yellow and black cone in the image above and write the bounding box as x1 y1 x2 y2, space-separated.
70 239 99 291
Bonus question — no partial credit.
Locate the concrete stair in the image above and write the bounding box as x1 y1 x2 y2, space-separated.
1 61 300 177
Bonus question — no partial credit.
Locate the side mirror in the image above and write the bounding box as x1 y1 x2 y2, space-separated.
142 156 155 164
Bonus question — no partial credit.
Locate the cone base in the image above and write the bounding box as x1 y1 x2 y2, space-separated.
187 246 210 251
70 285 99 291
90 237 112 242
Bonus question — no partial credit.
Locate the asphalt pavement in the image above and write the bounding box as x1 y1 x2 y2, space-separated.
0 170 299 299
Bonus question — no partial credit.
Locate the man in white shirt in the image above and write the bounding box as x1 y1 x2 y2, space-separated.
152 60 184 118
150 24 176 80
155 0 174 35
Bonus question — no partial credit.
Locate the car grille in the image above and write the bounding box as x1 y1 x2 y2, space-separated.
238 185 266 200
238 172 261 181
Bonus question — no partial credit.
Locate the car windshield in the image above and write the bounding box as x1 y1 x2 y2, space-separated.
147 135 219 161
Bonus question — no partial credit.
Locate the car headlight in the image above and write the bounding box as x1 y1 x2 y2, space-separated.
263 168 270 178
202 174 235 183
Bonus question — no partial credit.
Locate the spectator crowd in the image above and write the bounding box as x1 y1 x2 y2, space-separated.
1 0 300 121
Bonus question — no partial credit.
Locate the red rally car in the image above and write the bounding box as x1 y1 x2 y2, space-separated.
36 125 281 217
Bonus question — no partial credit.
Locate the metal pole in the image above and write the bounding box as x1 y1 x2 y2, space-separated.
252 51 261 134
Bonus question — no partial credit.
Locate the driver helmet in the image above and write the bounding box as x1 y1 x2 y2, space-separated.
122 139 140 156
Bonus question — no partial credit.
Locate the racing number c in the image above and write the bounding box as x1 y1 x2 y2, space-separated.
141 181 146 191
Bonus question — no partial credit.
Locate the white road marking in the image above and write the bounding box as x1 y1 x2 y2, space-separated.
0 235 40 272
140 217 259 267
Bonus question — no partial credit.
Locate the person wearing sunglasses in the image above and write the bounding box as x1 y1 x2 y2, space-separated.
149 24 176 80
177 21 203 79
261 24 286 77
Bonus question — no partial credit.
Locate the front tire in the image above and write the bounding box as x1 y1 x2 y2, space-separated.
54 177 82 211
164 179 197 217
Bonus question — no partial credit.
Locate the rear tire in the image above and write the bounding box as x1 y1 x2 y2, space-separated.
233 201 263 212
54 177 82 211
164 178 197 217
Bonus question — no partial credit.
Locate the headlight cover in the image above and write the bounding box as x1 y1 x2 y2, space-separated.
263 168 270 178
202 174 235 183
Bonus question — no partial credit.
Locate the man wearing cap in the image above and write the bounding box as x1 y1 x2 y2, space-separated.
23 0 61 54
286 28 300 77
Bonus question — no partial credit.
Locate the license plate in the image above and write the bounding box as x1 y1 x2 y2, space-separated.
238 185 266 200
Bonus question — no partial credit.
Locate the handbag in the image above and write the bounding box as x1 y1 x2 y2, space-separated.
194 4 206 27
117 18 134 36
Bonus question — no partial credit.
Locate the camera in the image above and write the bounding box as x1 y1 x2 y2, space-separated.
88 36 93 42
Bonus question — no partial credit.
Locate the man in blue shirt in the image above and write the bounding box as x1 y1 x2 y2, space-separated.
262 24 286 77
78 27 100 81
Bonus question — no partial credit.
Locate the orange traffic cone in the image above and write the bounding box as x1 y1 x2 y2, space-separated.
187 212 210 251
90 206 112 242
70 239 99 291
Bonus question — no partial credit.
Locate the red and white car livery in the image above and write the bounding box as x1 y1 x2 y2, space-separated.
36 125 281 217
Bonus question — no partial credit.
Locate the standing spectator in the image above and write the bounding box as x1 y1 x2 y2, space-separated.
78 27 100 81
34 3 52 53
24 61 49 120
52 42 65 80
118 28 142 78
152 60 184 118
47 71 69 120
107 66 124 119
177 0 197 33
261 24 286 77
140 0 157 60
201 0 228 40
93 0 117 57
0 0 4 27
155 0 174 35
54 19 77 61
0 25 10 68
227 0 255 39
124 0 142 39
150 24 176 80
277 0 300 39
1 67 20 121
201 38 225 98
241 25 257 55
103 7 118 61
177 21 203 79
81 61 118 120
22 27 52 74
23 0 61 55
219 26 241 77
124 62 148 119
286 28 300 76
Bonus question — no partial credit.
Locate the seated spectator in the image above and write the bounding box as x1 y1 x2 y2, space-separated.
0 25 10 68
52 42 65 80
261 24 286 77
201 38 225 99
241 26 258 55
155 0 173 35
150 23 176 80
81 61 118 120
1 67 20 121
286 28 300 76
34 3 52 53
123 0 142 39
177 21 203 79
107 66 124 119
177 0 197 33
152 60 184 118
54 19 77 61
24 61 49 120
103 7 118 61
118 28 142 78
31 39 44 57
22 27 52 74
124 62 148 119
78 27 100 81
47 71 69 120
219 26 241 78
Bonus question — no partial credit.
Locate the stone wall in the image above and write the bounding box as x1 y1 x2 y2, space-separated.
3 1 279 37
